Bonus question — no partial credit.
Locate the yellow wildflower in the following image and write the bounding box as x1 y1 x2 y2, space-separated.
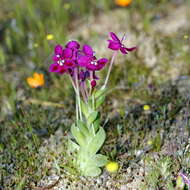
27 73 45 88
46 34 54 41
106 161 119 173
115 0 132 7
147 140 153 145
64 3 70 10
34 43 39 48
176 175 185 189
143 105 150 111
184 35 189 39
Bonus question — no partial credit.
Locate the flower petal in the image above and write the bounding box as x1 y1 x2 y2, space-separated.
86 64 97 71
83 44 93 56
62 48 73 59
27 77 36 88
33 72 40 79
120 47 128 54
54 45 63 55
64 59 75 68
49 63 59 72
52 54 60 61
58 66 67 74
66 40 80 49
110 32 120 42
97 58 108 70
78 56 91 67
97 58 108 64
126 46 137 51
108 40 121 50
72 49 79 60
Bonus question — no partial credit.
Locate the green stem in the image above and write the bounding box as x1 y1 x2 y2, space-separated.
103 51 118 88
68 73 77 94
74 68 82 120
92 94 96 136
68 74 79 121
76 94 79 121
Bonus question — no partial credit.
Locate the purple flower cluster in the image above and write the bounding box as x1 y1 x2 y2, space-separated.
49 41 108 80
49 32 136 89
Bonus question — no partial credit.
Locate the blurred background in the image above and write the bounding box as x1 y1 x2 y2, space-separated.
1 0 190 189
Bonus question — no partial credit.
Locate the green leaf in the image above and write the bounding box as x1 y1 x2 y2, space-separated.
94 87 107 99
87 127 106 155
81 100 89 118
93 115 100 132
77 120 89 137
82 154 108 168
71 124 86 147
87 111 98 125
67 139 79 153
95 95 105 109
83 166 101 177
92 154 108 167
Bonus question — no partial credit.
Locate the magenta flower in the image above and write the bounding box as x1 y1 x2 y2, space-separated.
83 44 94 56
78 45 108 71
49 45 76 74
84 58 108 71
108 32 136 54
49 63 67 74
66 40 80 50
49 63 59 72
52 44 63 62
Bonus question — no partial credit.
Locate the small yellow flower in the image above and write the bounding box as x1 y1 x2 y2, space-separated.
46 34 54 41
176 175 185 188
34 43 39 48
64 3 70 10
184 35 189 39
27 73 45 88
106 161 119 173
147 140 153 145
115 0 132 7
143 105 150 111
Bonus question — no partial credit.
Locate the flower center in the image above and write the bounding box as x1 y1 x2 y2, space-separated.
58 60 65 66
90 61 98 66
121 44 125 48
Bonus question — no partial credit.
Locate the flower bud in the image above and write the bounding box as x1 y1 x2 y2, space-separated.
91 80 96 88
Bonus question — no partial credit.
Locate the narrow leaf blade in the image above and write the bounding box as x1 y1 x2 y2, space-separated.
87 111 98 125
87 127 106 155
